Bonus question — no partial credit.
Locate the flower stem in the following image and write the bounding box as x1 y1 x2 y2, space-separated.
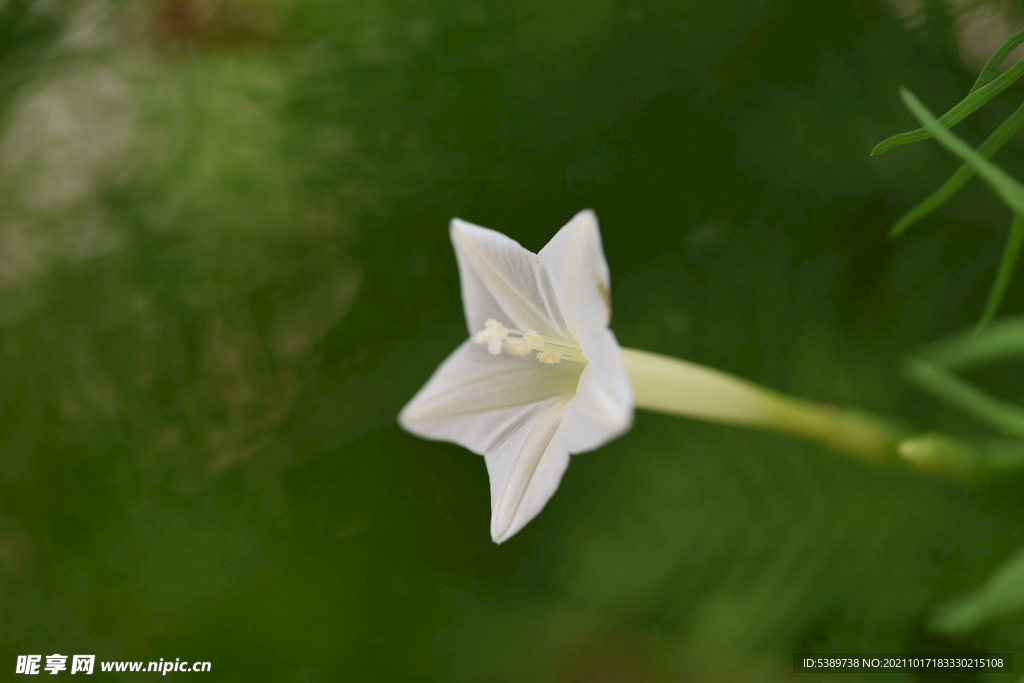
898 433 1024 480
620 347 904 462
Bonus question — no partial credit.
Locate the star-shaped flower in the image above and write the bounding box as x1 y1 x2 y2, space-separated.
399 210 633 543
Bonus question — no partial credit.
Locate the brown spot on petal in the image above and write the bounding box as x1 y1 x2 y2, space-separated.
597 279 611 313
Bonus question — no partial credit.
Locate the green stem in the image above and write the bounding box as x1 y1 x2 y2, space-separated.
977 212 1024 331
889 101 1024 239
898 433 1024 480
620 347 903 462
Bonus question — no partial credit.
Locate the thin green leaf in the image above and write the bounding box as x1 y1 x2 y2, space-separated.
872 57 1024 155
931 544 1024 635
904 357 1024 438
900 89 1024 215
920 315 1024 368
889 101 1024 238
969 30 1024 94
978 439 1024 472
978 213 1024 330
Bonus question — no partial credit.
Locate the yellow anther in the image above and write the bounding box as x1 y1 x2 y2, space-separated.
524 330 544 350
536 350 562 365
474 319 510 355
484 319 508 338
504 339 531 356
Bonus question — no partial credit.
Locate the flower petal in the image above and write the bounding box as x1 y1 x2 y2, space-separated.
398 340 579 453
537 209 612 343
405 211 635 543
537 211 633 450
450 218 568 339
484 395 572 543
561 328 634 453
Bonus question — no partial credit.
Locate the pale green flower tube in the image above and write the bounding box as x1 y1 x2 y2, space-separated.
621 347 902 461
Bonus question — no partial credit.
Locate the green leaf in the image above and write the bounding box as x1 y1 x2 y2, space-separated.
872 56 1024 156
904 357 1024 438
969 30 1024 95
900 89 1024 215
889 101 1024 238
978 213 1024 331
921 316 1024 369
932 545 1024 635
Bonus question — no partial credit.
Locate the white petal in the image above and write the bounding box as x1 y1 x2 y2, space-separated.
537 209 612 343
537 211 632 448
484 395 572 543
450 218 568 339
398 340 580 454
560 329 634 453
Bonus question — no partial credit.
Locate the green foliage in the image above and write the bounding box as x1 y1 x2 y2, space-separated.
968 30 1024 96
907 319 1024 440
923 315 1024 368
872 30 1024 156
905 356 1024 438
980 214 1024 330
900 89 1024 215
888 103 1024 239
873 29 1024 330
932 545 1024 635
902 318 1024 480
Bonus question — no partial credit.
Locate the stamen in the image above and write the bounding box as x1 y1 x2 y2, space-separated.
471 319 585 364
504 339 531 356
536 350 562 364
524 330 544 350
473 318 510 355
484 319 508 338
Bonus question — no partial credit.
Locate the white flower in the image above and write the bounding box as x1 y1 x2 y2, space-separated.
399 209 633 543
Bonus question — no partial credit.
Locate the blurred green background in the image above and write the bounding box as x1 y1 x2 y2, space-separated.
3 0 1024 680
